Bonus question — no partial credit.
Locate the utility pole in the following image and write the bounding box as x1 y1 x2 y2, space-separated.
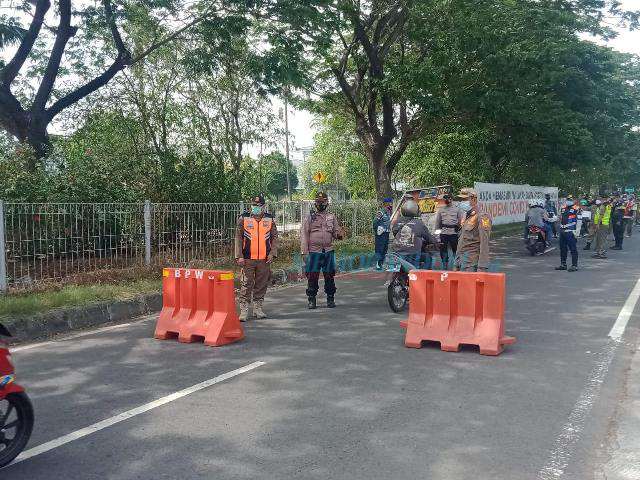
284 95 292 200
259 140 263 194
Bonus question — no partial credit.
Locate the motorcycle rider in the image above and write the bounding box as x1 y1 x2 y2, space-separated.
391 199 438 269
524 199 550 247
435 193 464 270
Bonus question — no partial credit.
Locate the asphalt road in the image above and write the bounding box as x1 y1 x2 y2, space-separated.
5 229 640 480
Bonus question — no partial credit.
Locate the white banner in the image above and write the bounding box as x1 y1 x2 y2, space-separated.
474 182 559 225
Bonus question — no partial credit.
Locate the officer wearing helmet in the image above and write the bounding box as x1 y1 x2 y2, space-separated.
391 198 438 269
454 188 493 272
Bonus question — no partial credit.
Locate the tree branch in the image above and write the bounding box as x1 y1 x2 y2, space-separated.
32 0 77 112
46 58 126 120
103 0 131 59
1 0 51 87
129 6 221 66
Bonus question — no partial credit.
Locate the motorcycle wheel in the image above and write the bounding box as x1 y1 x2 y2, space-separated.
0 392 34 467
527 243 536 256
388 273 409 313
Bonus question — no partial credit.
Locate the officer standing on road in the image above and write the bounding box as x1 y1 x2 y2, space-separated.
235 194 278 322
301 192 344 309
435 193 464 270
454 188 493 272
583 198 597 251
373 197 394 270
545 193 558 239
555 196 579 272
611 199 626 250
592 198 612 259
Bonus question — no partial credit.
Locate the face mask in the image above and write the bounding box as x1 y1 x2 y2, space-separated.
316 203 328 212
566 201 574 207
251 205 263 216
458 201 471 212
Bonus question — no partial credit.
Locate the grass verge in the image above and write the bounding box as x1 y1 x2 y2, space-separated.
0 279 162 318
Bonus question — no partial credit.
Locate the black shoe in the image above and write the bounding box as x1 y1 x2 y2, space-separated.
327 296 336 308
612 246 622 250
568 265 578 272
308 297 317 309
555 265 567 271
583 243 591 251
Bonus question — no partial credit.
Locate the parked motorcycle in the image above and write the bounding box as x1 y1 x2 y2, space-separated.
0 323 34 467
525 225 547 256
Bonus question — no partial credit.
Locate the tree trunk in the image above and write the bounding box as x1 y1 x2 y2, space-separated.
2 110 51 170
370 150 393 201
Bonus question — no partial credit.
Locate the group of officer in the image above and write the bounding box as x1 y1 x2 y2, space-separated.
373 188 492 271
524 192 638 271
234 192 345 321
233 188 501 321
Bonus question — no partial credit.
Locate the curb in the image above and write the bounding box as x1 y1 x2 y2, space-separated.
5 293 162 344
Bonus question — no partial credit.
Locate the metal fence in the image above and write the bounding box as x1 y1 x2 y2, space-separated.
0 200 378 290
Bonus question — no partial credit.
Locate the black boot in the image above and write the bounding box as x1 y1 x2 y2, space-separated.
555 264 567 271
583 243 591 250
327 296 336 308
308 297 317 309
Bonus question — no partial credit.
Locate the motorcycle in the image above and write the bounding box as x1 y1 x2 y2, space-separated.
385 253 416 313
0 323 34 467
385 228 442 313
525 225 547 256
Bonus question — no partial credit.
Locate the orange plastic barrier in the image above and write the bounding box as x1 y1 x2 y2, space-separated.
154 268 244 346
404 270 515 355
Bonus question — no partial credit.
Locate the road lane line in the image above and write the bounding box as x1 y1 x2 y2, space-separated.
538 280 640 479
609 279 640 340
7 361 266 467
11 317 155 353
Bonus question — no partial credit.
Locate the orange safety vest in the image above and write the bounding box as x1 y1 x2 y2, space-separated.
242 215 273 260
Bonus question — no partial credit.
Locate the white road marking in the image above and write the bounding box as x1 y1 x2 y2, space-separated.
538 279 640 479
7 361 266 467
11 318 155 353
609 279 640 340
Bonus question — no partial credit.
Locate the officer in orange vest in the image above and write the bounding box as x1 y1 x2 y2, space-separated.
234 194 278 321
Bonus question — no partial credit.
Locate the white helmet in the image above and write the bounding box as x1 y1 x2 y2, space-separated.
400 199 420 217
529 199 538 207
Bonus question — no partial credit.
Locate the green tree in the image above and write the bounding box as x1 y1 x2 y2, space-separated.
0 0 251 161
245 152 298 200
264 0 639 198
